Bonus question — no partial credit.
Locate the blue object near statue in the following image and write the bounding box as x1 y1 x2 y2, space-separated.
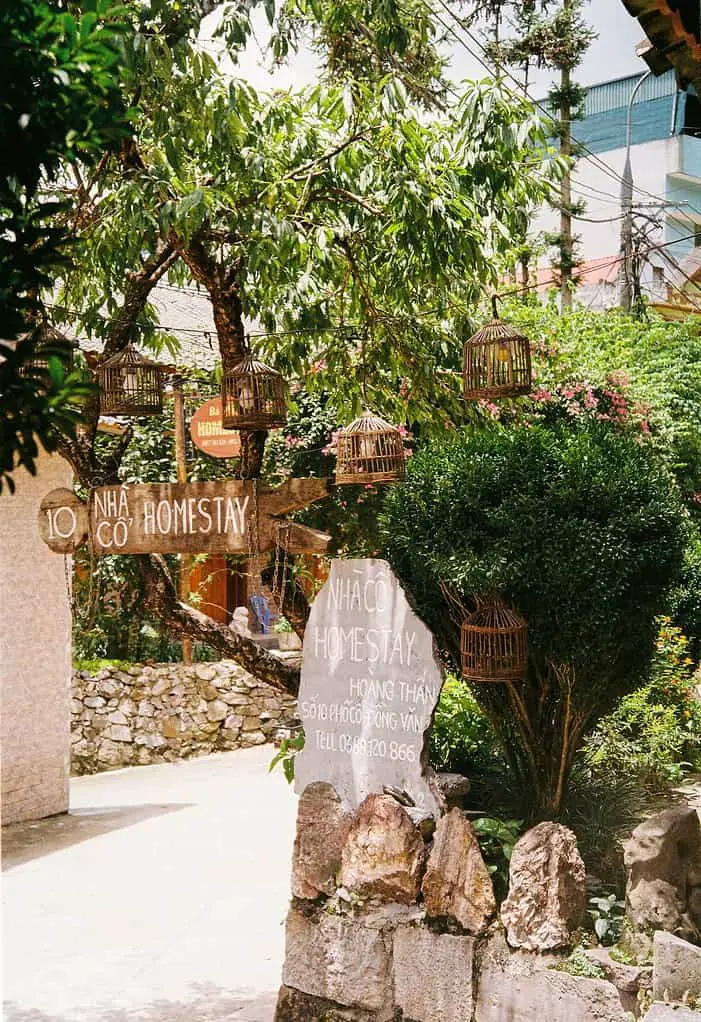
249 594 273 634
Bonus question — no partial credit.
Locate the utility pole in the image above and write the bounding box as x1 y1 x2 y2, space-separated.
172 374 193 665
619 70 652 312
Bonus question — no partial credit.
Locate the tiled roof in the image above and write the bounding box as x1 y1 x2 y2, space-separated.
621 0 701 88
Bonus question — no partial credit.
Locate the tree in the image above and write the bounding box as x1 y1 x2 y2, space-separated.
43 0 553 694
473 0 595 307
381 419 689 817
0 0 128 490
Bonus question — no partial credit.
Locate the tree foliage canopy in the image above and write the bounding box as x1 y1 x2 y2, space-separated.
381 418 689 815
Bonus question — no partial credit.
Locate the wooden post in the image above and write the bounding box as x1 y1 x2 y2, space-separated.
172 375 193 665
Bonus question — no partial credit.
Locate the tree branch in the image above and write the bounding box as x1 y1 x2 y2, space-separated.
137 555 301 695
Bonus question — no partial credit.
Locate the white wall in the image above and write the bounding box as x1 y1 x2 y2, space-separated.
1 452 72 824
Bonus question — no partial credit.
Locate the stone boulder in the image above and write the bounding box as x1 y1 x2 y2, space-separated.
340 793 425 905
642 1006 701 1022
500 822 586 951
653 931 701 1003
291 783 352 900
422 808 496 934
623 807 701 939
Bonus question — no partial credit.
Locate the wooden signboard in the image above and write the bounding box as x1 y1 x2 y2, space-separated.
38 479 330 556
189 397 241 459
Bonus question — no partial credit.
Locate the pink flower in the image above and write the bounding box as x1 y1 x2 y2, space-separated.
531 388 553 402
310 359 327 374
607 370 630 389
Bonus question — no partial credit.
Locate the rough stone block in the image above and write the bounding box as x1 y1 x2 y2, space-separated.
501 822 586 951
206 699 228 722
643 1006 701 1021
653 931 701 1002
107 725 132 743
624 807 701 939
292 782 352 899
274 985 380 1022
475 937 626 1022
393 926 475 1022
282 908 392 1012
422 808 496 934
341 793 425 905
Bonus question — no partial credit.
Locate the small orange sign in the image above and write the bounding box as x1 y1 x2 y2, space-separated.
190 397 241 459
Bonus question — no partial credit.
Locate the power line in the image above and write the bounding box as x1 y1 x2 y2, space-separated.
427 0 694 213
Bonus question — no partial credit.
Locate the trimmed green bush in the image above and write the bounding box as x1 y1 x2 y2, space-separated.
382 419 689 816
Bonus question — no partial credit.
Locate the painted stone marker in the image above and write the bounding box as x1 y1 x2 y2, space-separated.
295 558 444 817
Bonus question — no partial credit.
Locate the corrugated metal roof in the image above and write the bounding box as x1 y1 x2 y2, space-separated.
584 70 678 115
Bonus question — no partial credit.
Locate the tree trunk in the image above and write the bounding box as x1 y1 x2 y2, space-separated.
137 554 301 694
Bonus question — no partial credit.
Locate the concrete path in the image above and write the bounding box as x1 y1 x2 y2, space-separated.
2 746 298 1022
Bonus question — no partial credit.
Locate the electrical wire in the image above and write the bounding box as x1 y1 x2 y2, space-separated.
426 0 698 213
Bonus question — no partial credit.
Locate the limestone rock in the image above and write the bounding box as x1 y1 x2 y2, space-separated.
436 772 471 808
624 808 701 939
206 699 228 722
582 948 652 995
642 1006 701 1022
475 933 626 1022
282 907 392 1012
162 716 180 739
151 677 171 696
195 664 217 681
292 783 352 900
422 808 496 934
501 822 586 951
274 985 379 1022
294 559 444 817
107 724 132 743
653 931 701 1003
393 926 475 1022
341 794 425 905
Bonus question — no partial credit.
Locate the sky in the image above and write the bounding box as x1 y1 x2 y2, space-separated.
201 0 649 97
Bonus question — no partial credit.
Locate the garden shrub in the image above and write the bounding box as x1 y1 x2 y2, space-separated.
430 675 500 776
382 419 689 817
584 620 701 788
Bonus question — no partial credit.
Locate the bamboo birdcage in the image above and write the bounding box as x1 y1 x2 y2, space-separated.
221 355 287 431
460 598 528 683
19 323 77 379
98 342 164 416
463 302 532 401
335 411 406 485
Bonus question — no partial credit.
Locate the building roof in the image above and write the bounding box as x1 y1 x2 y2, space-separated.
621 1 701 90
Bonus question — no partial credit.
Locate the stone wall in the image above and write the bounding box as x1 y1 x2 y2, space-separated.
71 660 297 774
1 453 72 825
275 790 653 1022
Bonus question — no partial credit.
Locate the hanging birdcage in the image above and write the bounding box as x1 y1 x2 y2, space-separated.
460 598 528 683
335 410 406 485
98 342 164 416
19 323 77 379
463 300 532 401
221 355 287 431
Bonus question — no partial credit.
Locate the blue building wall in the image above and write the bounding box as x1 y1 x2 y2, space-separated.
576 71 682 154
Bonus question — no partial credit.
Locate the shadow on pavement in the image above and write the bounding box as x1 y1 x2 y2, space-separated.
2 803 192 870
3 983 277 1022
